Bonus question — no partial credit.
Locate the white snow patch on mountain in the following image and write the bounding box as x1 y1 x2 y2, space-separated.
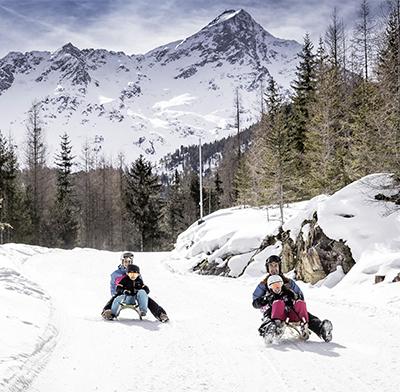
98 95 115 105
153 93 197 110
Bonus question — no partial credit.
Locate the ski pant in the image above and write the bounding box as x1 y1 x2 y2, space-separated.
270 300 309 322
103 294 167 318
111 290 148 316
308 312 323 336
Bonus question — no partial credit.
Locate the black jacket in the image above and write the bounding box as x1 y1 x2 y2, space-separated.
255 284 298 315
265 285 298 306
115 274 150 296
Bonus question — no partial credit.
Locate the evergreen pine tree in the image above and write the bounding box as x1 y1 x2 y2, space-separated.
212 171 224 211
290 33 317 197
52 133 78 248
0 134 31 243
124 155 163 251
164 170 186 247
376 1 400 176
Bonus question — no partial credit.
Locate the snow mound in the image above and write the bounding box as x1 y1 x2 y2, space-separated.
284 173 400 287
169 203 309 277
170 173 400 287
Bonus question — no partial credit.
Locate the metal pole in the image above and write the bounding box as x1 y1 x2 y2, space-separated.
199 138 204 221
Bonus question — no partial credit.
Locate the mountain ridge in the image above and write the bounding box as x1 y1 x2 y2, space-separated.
0 9 302 164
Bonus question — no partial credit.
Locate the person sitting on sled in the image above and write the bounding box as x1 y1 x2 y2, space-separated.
258 275 309 338
102 253 169 322
252 254 332 342
109 264 149 318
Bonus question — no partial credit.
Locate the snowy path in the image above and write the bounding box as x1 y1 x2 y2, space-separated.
6 248 400 392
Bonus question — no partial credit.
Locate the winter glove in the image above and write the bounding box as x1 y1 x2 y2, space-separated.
116 286 124 295
283 295 294 307
252 293 273 309
123 289 131 295
142 285 150 294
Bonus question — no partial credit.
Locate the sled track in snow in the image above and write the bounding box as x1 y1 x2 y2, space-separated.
0 269 59 392
5 318 58 392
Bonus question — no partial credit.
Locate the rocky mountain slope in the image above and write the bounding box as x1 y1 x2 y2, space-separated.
0 9 301 163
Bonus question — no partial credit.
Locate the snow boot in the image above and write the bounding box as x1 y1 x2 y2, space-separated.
157 312 169 323
139 310 147 317
101 309 115 320
319 320 333 342
258 317 272 336
263 320 284 344
299 321 310 341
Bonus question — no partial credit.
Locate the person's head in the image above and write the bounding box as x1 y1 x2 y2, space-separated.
126 264 140 280
121 252 134 268
265 255 281 275
267 274 284 294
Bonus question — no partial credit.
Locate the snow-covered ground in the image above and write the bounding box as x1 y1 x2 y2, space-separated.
1 173 400 391
1 244 399 392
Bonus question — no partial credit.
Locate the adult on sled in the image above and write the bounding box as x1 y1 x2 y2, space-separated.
102 252 169 322
252 255 332 342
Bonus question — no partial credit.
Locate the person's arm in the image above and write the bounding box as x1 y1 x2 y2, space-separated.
134 276 150 293
288 279 304 300
110 271 117 295
115 276 129 295
252 282 268 308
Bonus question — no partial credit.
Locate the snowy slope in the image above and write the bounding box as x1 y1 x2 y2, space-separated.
172 174 400 285
0 9 301 163
1 244 399 392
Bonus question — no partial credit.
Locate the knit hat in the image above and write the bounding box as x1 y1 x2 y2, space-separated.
126 264 140 273
267 274 283 288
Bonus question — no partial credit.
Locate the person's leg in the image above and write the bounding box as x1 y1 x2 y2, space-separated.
148 297 167 318
102 295 118 312
136 289 148 314
111 294 128 317
308 312 333 341
288 300 309 322
308 312 322 334
270 300 286 321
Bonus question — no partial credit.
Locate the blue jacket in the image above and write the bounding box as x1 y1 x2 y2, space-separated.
110 265 127 295
252 273 304 308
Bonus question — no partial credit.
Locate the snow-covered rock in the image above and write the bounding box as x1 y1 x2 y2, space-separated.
170 173 400 287
169 202 308 277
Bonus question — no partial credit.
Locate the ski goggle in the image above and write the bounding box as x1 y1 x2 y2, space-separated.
122 255 133 263
269 282 283 290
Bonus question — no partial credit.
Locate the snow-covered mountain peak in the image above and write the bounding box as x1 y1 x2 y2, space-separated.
0 9 302 163
52 42 82 58
203 9 274 40
207 9 244 27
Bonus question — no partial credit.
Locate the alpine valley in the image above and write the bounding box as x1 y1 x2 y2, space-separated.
0 9 301 162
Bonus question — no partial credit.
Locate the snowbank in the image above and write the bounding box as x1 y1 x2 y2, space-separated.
169 202 308 277
170 173 400 287
284 173 400 286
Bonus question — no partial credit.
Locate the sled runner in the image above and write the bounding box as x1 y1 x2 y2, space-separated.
119 302 143 320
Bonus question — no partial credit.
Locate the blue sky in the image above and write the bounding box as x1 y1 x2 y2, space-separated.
0 0 384 57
